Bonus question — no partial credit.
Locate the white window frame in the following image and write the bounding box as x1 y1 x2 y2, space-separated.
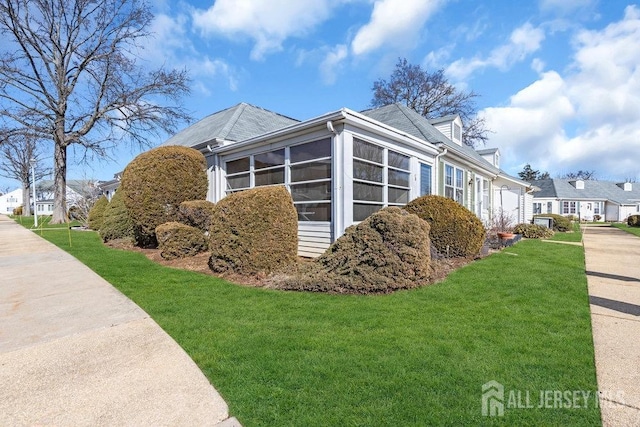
444 163 465 206
562 201 577 215
533 202 542 214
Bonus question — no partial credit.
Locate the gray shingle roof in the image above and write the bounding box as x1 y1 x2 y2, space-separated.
162 103 299 148
360 103 500 173
532 179 640 205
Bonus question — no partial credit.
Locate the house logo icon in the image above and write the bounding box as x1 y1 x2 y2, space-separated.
482 380 504 417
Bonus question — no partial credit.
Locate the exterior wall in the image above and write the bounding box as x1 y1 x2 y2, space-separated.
1 189 23 214
620 205 638 222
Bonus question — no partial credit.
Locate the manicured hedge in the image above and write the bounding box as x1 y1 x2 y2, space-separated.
178 200 216 232
405 195 485 258
88 195 109 231
156 221 208 260
513 223 554 239
120 146 208 247
275 207 431 294
208 186 298 275
628 214 640 227
100 191 135 243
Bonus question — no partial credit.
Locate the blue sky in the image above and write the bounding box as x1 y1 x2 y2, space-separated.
3 0 639 190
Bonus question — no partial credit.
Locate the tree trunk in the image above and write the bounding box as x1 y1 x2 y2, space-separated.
22 182 31 216
52 142 67 223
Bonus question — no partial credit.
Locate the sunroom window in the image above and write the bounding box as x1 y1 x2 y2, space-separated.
352 138 410 221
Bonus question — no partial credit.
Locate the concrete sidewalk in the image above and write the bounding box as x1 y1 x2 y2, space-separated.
583 224 640 426
0 215 240 426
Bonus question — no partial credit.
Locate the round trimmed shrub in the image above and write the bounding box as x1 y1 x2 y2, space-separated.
404 195 485 258
513 223 554 239
156 221 208 260
120 146 208 247
100 191 135 243
178 200 216 232
88 195 109 231
275 207 431 294
534 214 571 232
628 214 640 227
208 186 298 275
13 205 23 215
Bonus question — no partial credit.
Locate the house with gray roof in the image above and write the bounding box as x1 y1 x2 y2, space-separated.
531 179 640 222
155 102 532 256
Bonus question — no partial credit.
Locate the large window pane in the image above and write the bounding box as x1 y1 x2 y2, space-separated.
388 151 409 170
388 169 409 187
354 182 383 202
255 168 284 186
353 203 382 221
227 173 249 190
389 187 409 204
420 164 432 196
255 149 284 169
295 202 331 222
227 157 249 174
353 139 383 163
291 182 331 201
290 139 331 163
456 169 464 188
445 165 453 186
353 160 383 182
291 160 331 182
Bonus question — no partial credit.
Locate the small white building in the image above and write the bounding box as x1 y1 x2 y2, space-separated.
531 179 640 222
0 188 23 214
157 103 531 256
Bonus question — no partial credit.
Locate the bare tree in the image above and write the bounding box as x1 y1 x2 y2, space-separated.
559 170 597 180
518 164 550 182
0 131 49 215
371 58 489 147
0 0 191 223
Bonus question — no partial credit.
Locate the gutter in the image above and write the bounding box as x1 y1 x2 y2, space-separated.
433 147 447 194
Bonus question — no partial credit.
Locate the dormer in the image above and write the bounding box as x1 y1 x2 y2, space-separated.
476 148 500 168
570 180 585 190
429 114 463 146
617 182 633 191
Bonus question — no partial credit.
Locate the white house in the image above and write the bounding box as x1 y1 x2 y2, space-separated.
531 179 640 222
157 102 531 257
0 188 23 214
35 180 102 215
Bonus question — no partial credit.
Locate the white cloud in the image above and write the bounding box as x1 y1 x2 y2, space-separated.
351 0 445 56
446 23 545 81
481 5 640 181
539 0 596 16
192 0 340 61
320 45 348 85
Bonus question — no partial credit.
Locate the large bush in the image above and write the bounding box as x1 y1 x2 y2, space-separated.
274 207 431 294
178 200 216 232
513 223 554 239
534 214 571 232
88 195 109 231
100 191 135 243
404 195 485 258
156 221 208 260
120 146 208 247
208 186 298 275
628 214 640 227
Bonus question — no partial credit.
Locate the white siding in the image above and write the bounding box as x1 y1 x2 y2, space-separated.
298 222 332 257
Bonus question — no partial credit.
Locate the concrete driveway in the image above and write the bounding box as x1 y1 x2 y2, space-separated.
0 215 239 426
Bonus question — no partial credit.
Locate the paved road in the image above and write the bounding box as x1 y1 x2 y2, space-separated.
0 215 239 426
584 224 640 426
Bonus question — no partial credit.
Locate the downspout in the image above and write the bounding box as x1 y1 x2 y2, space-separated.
433 147 448 196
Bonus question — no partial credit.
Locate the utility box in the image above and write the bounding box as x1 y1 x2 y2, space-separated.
534 217 553 229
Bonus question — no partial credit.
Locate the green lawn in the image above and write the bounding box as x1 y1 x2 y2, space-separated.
547 221 583 243
31 225 600 426
612 222 640 237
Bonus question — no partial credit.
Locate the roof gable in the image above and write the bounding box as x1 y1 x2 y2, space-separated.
533 179 640 204
162 103 299 148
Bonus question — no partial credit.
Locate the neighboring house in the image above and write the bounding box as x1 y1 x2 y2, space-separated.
101 173 122 201
35 180 102 215
159 102 531 257
531 179 640 222
0 188 23 214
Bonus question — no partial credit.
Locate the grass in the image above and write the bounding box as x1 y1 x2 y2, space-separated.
547 221 583 243
612 222 640 237
29 224 600 426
